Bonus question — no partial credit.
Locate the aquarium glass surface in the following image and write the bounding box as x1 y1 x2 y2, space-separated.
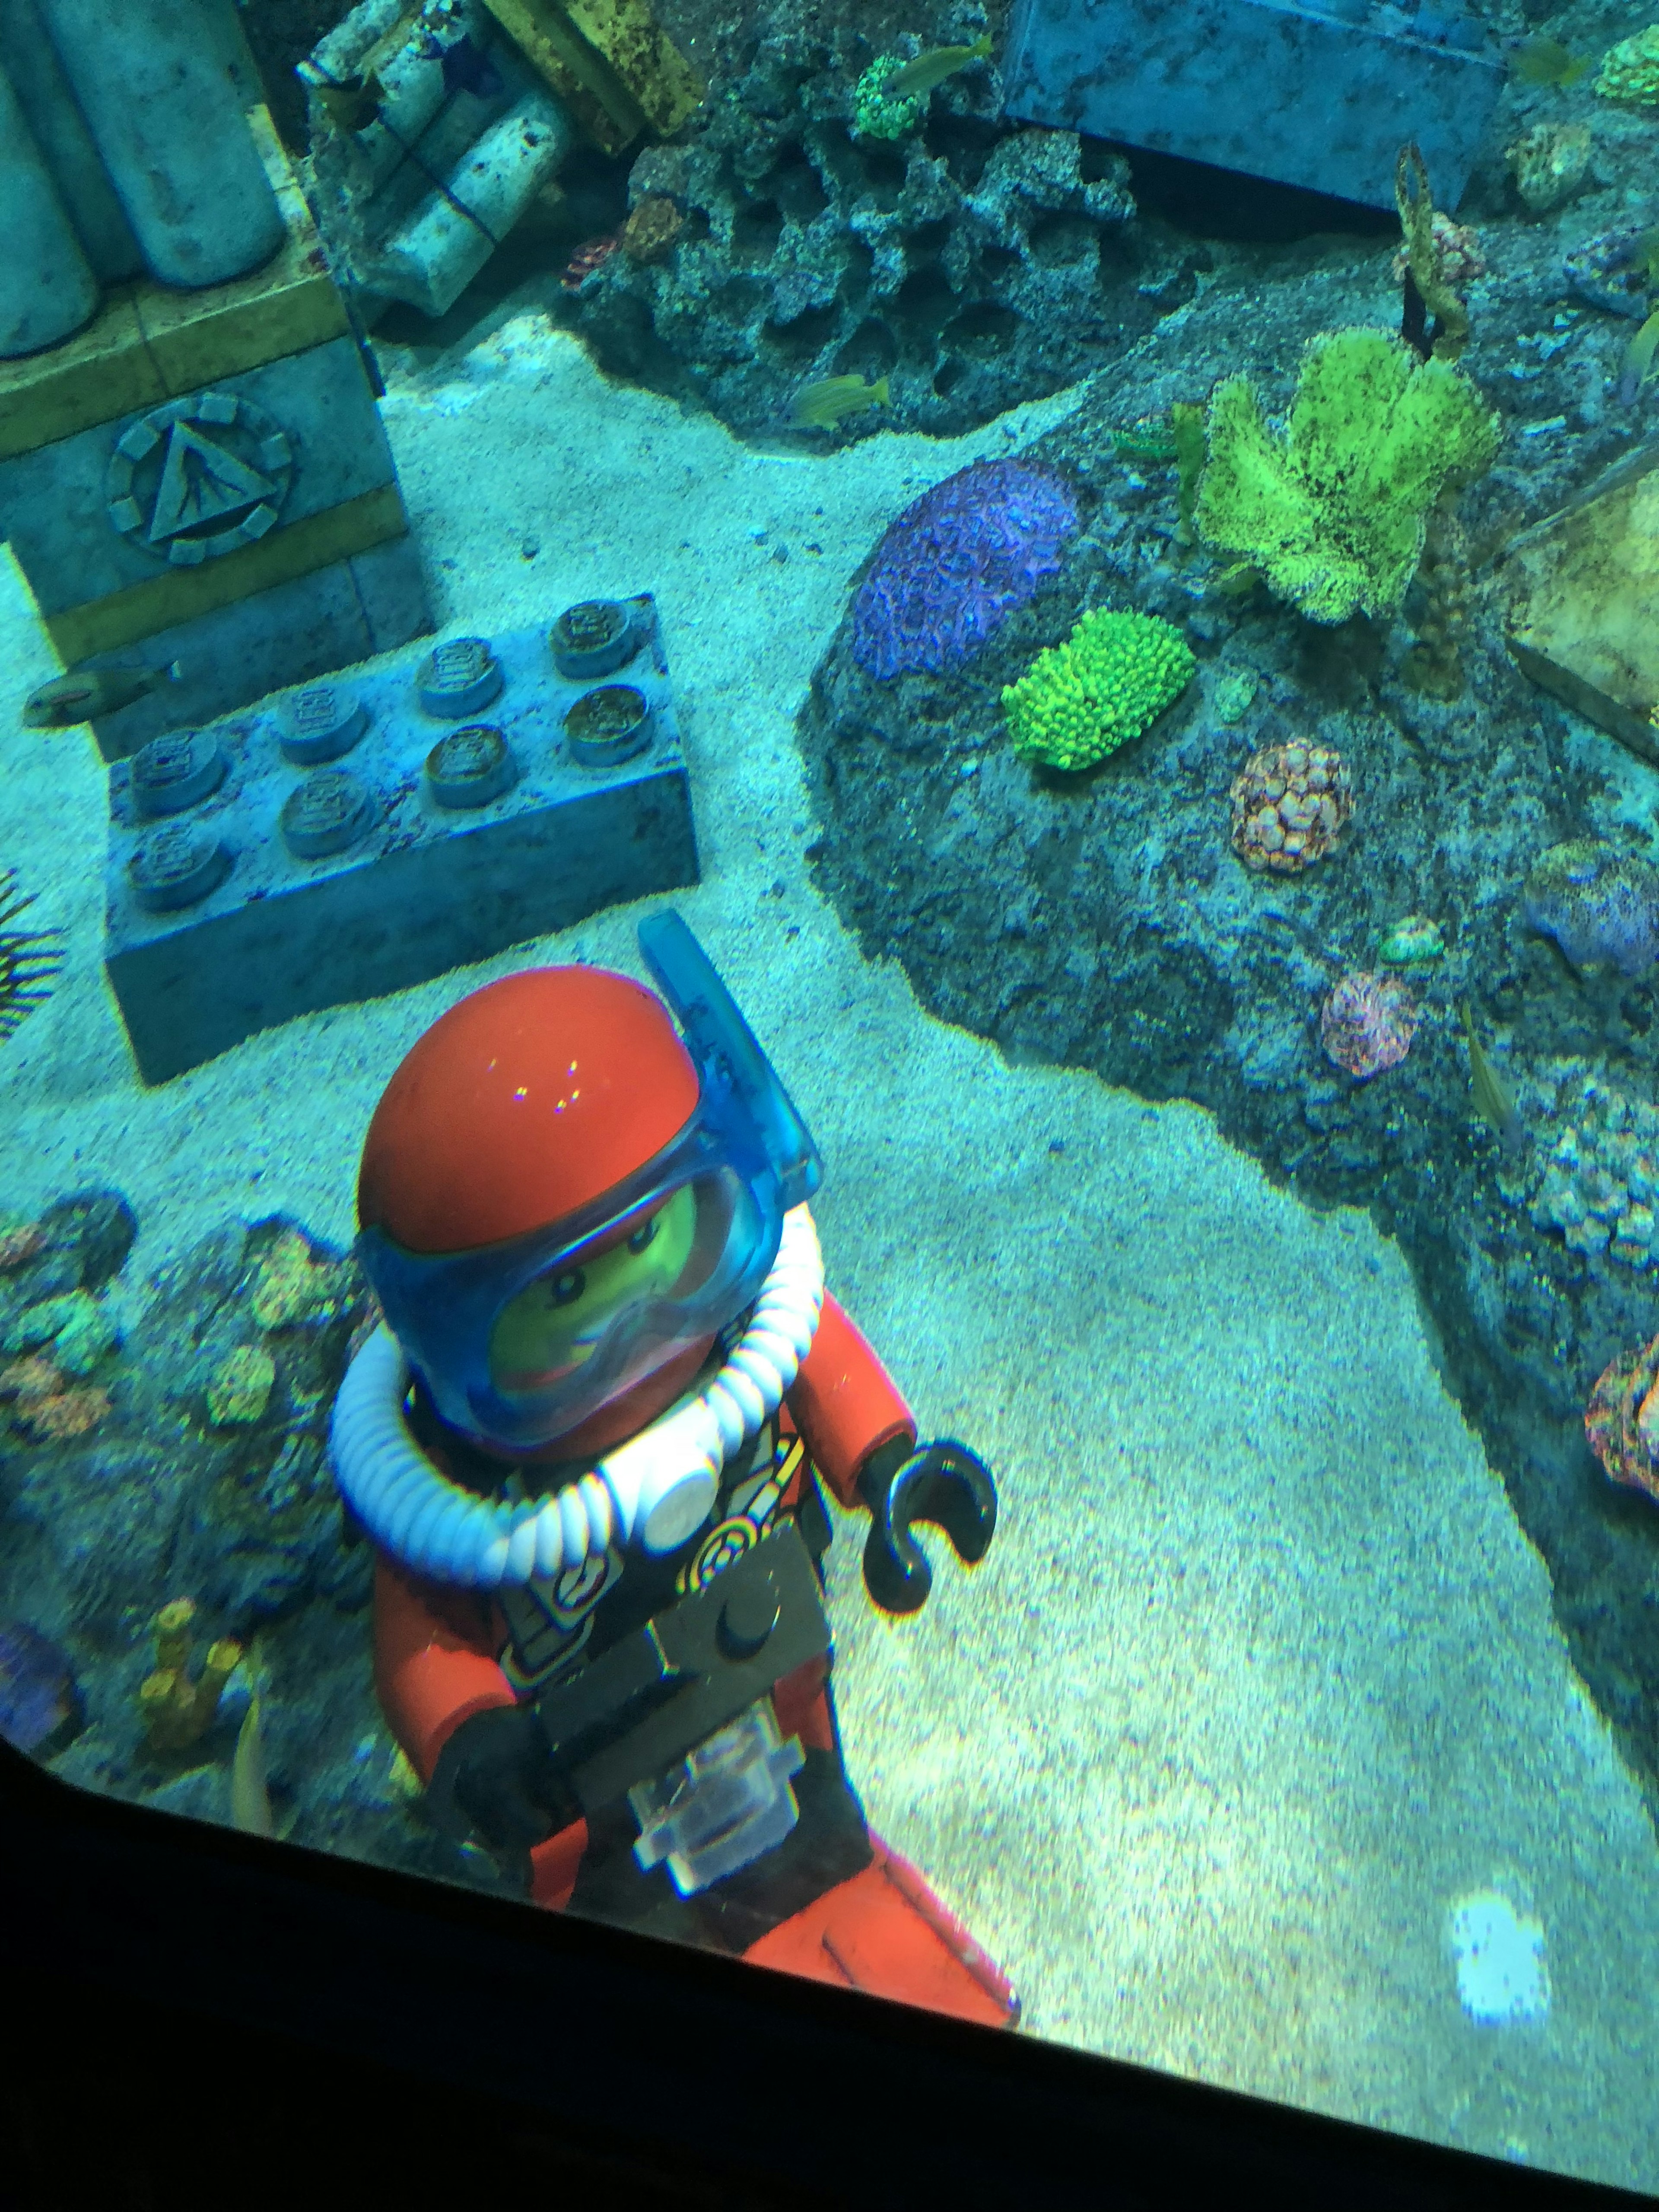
4 0 1659 2186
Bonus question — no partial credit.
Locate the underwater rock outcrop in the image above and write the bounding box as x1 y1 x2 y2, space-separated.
795 232 1659 1836
0 1198 494 1891
1524 838 1659 976
566 26 1141 439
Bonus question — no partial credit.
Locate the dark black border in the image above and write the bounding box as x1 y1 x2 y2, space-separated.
0 1742 1643 2209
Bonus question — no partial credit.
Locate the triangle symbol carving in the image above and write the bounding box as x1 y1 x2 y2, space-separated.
147 422 277 544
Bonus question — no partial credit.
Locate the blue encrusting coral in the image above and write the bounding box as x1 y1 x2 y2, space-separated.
852 459 1081 681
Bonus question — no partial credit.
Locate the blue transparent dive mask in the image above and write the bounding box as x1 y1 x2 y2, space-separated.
356 912 823 1455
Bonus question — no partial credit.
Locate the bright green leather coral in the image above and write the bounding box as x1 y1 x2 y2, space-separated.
1595 23 1659 106
1193 328 1501 625
1002 608 1194 771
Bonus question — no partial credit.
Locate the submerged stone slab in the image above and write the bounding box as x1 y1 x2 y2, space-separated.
104 595 698 1083
1000 0 1503 212
1506 442 1659 769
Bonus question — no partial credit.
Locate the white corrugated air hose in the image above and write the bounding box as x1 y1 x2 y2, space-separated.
329 1204 825 1589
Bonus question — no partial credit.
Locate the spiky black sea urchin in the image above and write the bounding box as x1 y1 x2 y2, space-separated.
0 870 62 1040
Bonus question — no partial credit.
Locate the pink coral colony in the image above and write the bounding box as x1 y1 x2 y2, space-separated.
1319 969 1418 1082
1585 1334 1659 1504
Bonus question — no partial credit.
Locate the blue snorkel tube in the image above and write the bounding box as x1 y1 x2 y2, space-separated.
638 910 823 1216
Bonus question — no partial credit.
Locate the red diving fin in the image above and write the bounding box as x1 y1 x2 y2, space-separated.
743 1833 1018 2029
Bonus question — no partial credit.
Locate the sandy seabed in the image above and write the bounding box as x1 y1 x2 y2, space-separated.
3 316 1657 2187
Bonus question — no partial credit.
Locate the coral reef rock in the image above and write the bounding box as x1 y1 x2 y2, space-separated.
794 129 1659 1866
620 193 684 263
1526 1068 1659 1268
569 37 1140 440
1524 839 1659 977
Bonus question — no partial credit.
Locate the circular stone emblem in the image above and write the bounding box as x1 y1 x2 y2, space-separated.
105 391 293 567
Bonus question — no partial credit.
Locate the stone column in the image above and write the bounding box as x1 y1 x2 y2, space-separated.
0 58 99 356
34 0 286 286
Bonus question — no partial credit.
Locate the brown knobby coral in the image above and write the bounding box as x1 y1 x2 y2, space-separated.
1504 121 1592 214
0 1355 60 1406
138 1598 242 1753
0 1354 110 1440
0 1223 44 1270
1401 491 1473 701
24 1385 111 1441
620 194 684 263
1229 741 1354 874
250 1227 331 1329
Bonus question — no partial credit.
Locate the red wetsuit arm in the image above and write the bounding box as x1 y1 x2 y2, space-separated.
373 1552 517 1783
786 1292 915 1509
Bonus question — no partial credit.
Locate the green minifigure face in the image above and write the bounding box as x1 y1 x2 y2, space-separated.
487 1183 700 1394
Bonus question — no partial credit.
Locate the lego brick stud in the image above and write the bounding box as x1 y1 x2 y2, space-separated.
418 637 503 718
129 823 229 912
280 769 375 858
425 726 519 810
565 684 653 770
130 730 227 818
282 686 369 766
551 599 639 679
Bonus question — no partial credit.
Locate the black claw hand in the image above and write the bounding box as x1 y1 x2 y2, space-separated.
858 1437 998 1615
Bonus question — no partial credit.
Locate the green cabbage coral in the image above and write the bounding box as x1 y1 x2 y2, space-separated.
1193 327 1501 625
853 54 926 140
1595 23 1659 106
1002 609 1194 771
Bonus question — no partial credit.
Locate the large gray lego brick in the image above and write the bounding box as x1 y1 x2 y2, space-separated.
86 534 432 763
0 334 397 615
1001 0 1504 211
105 594 699 1083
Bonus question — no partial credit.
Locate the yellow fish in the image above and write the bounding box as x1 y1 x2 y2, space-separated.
1461 1002 1526 1154
885 33 992 99
302 9 413 131
310 68 388 133
231 1694 274 1839
793 372 890 429
23 661 181 729
1619 309 1659 407
1509 37 1590 86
